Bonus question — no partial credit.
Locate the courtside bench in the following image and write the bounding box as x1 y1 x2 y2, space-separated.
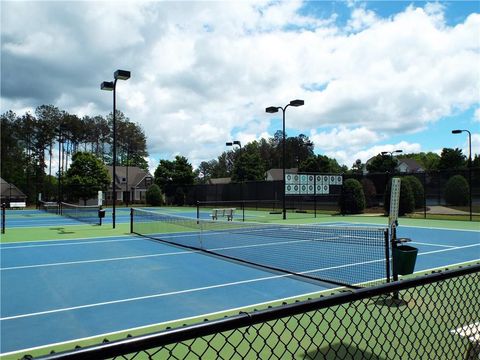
9 202 26 209
211 208 236 221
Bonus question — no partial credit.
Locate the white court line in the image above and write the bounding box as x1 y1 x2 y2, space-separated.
0 250 197 271
0 237 332 270
0 285 338 357
1 256 385 322
0 272 296 321
411 241 456 248
0 234 131 246
0 237 143 250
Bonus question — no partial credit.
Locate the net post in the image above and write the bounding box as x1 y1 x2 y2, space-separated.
196 201 200 224
385 229 390 283
130 208 134 233
242 201 245 222
1 203 5 234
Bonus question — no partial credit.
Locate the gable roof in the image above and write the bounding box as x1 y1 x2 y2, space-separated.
397 158 424 172
106 166 153 189
0 177 26 198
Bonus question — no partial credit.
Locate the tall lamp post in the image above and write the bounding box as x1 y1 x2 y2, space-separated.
266 99 304 220
101 69 131 229
381 149 403 173
452 129 472 221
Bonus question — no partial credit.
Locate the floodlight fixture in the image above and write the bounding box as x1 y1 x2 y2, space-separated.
265 106 279 113
114 70 131 80
226 142 233 146
289 99 304 107
101 81 114 91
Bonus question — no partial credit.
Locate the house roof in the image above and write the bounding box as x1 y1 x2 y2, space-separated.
265 168 298 181
0 177 26 198
397 158 424 172
106 166 153 189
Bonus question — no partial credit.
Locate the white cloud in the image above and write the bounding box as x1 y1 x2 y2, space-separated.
474 108 480 122
1 2 479 172
309 126 382 152
339 141 423 167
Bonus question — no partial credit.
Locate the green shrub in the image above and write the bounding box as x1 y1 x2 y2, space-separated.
444 175 469 206
403 175 424 209
361 178 377 207
339 179 366 214
384 178 415 216
146 184 162 206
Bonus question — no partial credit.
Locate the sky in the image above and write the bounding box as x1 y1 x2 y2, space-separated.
1 0 479 173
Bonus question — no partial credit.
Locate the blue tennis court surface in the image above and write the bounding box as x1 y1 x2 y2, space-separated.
1 217 479 355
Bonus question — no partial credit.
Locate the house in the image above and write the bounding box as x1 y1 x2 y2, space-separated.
0 177 27 205
106 166 154 204
396 159 424 173
364 157 424 174
265 168 298 181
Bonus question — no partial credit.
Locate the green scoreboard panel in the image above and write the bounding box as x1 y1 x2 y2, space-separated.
285 173 343 195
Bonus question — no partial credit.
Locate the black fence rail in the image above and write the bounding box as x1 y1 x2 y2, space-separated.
31 263 479 360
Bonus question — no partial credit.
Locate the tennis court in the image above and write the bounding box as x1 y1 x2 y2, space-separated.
0 209 478 357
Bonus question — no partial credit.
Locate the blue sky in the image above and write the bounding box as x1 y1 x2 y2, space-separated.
1 1 479 171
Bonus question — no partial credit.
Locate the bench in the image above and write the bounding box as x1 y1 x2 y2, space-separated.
211 208 236 221
451 322 480 360
9 202 26 209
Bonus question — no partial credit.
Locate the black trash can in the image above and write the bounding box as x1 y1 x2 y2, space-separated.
98 209 106 219
393 245 418 275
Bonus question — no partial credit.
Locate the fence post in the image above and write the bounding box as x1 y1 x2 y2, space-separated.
130 208 134 233
1 203 5 234
423 172 427 219
196 201 200 224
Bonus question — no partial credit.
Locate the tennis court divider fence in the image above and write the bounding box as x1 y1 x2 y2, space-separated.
28 263 479 360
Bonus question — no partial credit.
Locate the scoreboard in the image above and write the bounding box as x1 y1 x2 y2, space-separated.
285 173 343 195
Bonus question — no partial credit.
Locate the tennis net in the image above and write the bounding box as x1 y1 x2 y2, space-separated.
60 202 101 225
131 209 390 288
39 201 59 214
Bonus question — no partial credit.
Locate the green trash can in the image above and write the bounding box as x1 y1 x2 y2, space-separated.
393 245 418 275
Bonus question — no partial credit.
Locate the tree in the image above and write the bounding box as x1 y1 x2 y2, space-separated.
384 178 415 216
351 159 364 174
299 155 345 173
64 152 110 204
438 148 466 170
361 178 377 207
339 179 366 214
444 175 469 206
366 154 398 173
146 184 162 206
154 156 195 198
403 176 424 209
231 151 265 182
1 111 29 198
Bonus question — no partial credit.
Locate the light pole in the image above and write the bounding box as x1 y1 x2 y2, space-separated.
226 140 242 173
381 150 403 173
266 99 304 220
452 129 472 221
101 69 131 229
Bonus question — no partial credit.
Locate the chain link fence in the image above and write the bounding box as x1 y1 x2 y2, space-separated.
30 263 479 360
181 168 479 220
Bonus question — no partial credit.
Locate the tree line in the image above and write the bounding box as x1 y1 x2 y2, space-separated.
1 105 148 202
